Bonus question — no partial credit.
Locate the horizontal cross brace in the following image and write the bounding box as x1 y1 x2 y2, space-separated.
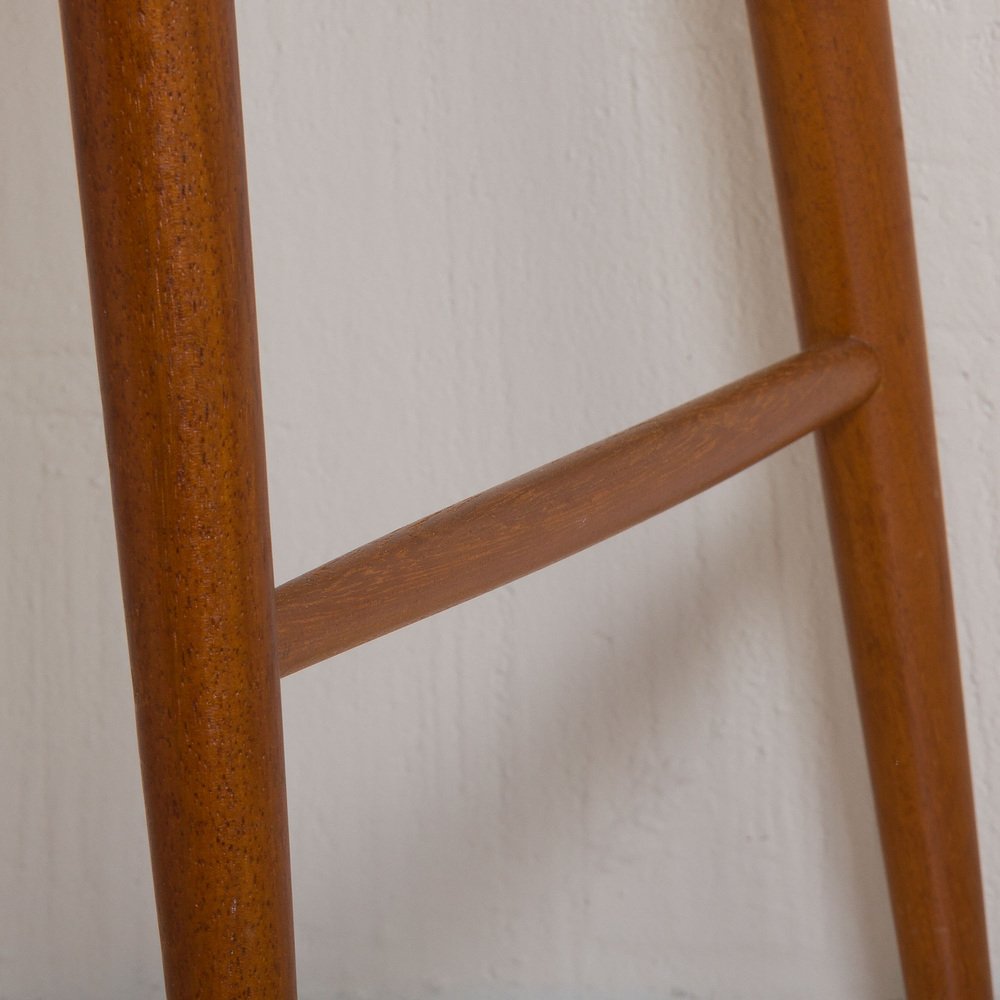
275 338 879 676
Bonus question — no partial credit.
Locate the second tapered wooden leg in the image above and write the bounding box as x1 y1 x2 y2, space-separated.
746 2 991 997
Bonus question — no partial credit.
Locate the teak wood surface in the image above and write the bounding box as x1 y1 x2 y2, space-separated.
276 340 879 675
747 1 991 996
59 0 991 997
60 1 296 997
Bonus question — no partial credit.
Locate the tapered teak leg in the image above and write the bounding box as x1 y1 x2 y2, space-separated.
746 2 991 996
60 2 297 997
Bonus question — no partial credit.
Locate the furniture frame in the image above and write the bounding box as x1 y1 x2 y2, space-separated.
59 1 992 996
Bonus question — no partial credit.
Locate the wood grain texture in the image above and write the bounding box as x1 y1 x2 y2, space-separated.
59 2 297 997
747 2 992 996
276 340 879 676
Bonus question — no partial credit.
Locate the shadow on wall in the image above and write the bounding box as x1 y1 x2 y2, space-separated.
303 513 896 996
284 2 901 999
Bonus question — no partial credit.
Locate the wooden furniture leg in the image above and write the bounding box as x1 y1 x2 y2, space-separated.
58 0 989 995
746 2 992 996
59 2 297 996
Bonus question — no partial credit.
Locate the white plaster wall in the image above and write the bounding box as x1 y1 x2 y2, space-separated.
1 2 998 998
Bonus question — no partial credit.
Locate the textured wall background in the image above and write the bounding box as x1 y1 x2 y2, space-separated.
2 2 998 998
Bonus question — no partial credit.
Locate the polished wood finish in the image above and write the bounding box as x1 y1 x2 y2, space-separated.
60 2 296 997
747 2 991 996
59 0 988 994
276 340 879 675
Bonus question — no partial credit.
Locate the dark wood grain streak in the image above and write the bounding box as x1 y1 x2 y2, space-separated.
59 2 297 997
747 2 992 996
276 340 879 676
